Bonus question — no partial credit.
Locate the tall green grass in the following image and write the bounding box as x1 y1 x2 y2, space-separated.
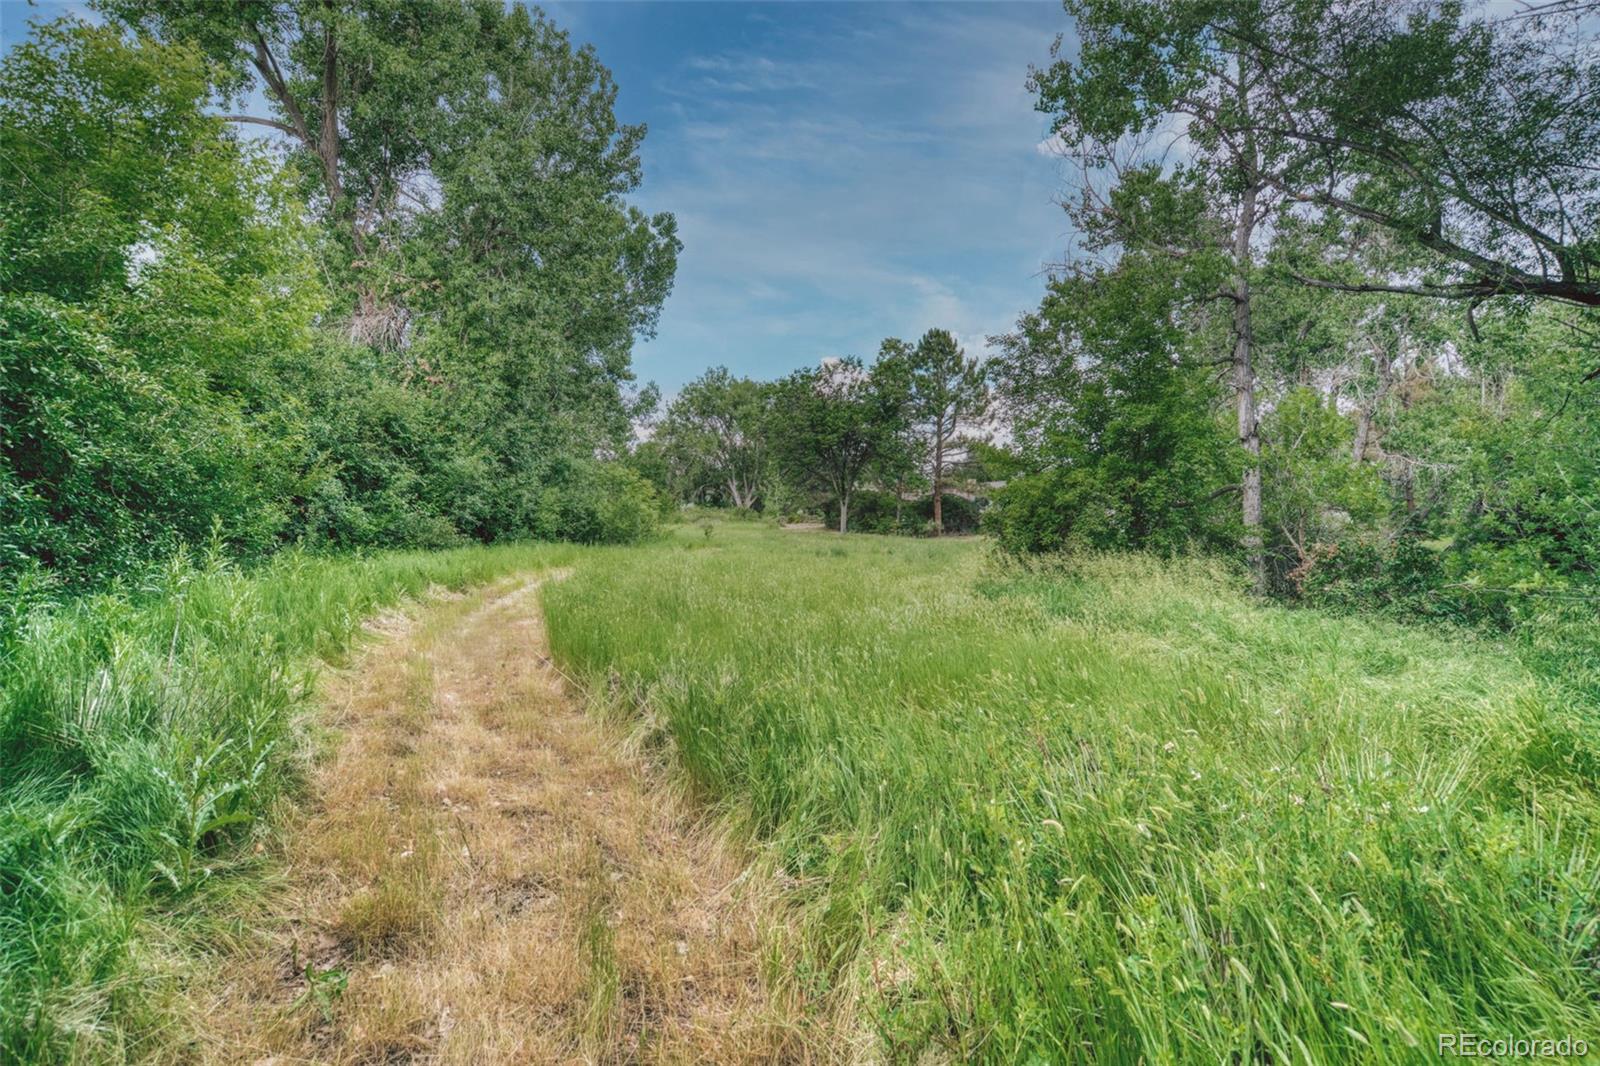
0 541 577 1061
544 524 1600 1063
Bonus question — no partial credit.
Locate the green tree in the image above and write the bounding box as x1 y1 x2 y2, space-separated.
990 255 1237 555
1031 0 1600 584
1032 4 1276 586
772 358 909 534
867 339 925 529
1034 0 1600 310
0 21 320 584
657 369 774 509
101 0 680 546
908 329 991 535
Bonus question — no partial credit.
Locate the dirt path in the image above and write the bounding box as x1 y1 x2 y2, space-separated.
197 576 803 1064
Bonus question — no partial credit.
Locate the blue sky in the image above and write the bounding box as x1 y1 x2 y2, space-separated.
2 1 1078 394
552 3 1076 392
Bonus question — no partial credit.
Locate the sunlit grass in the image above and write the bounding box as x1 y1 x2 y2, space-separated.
7 521 1596 1061
0 542 578 1061
544 523 1600 1063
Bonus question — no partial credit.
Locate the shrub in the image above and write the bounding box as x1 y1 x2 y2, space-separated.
532 461 661 545
822 489 912 534
821 491 982 535
983 465 1238 556
981 468 1095 553
920 492 981 534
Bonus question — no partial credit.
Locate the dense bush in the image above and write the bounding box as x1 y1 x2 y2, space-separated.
821 491 983 535
822 489 914 534
0 21 667 592
1297 534 1459 621
982 463 1238 556
923 492 981 534
0 24 318 585
530 460 663 545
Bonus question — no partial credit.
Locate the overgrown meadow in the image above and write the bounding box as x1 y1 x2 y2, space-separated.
545 523 1600 1063
0 542 577 1061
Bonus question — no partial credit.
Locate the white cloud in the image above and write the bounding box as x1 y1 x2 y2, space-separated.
1035 132 1070 157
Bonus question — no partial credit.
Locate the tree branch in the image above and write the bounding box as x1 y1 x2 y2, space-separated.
221 115 297 137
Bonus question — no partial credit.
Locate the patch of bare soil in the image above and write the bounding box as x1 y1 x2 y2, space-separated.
195 576 810 1064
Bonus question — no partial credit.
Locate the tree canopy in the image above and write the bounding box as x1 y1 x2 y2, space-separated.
2 10 675 590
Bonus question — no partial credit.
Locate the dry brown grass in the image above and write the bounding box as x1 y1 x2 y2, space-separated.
192 576 818 1064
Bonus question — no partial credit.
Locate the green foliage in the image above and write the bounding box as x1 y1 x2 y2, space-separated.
102 0 680 544
654 368 774 508
1290 306 1600 623
1259 387 1386 589
1033 0 1600 308
954 440 1026 483
902 329 991 534
0 541 578 1060
988 259 1238 555
771 357 912 533
2 11 670 592
530 461 663 546
820 491 983 536
546 523 1600 1064
0 22 320 585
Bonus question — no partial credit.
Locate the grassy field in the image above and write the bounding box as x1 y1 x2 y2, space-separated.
545 523 1600 1063
0 542 579 1061
5 522 1597 1062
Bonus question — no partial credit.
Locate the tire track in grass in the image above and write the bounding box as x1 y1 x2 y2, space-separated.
195 575 804 1064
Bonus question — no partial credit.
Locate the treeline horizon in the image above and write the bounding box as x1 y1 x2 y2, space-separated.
635 0 1600 646
5 0 1599 648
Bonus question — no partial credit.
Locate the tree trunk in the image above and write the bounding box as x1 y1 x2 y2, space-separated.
931 431 944 536
317 21 343 211
838 491 849 534
1228 56 1266 594
1351 411 1372 463
1354 340 1395 462
1232 181 1265 594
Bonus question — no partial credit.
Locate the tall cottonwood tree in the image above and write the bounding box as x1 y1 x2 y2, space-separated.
908 329 990 535
1224 0 1599 311
103 0 680 542
1033 0 1600 585
1033 1 1290 589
